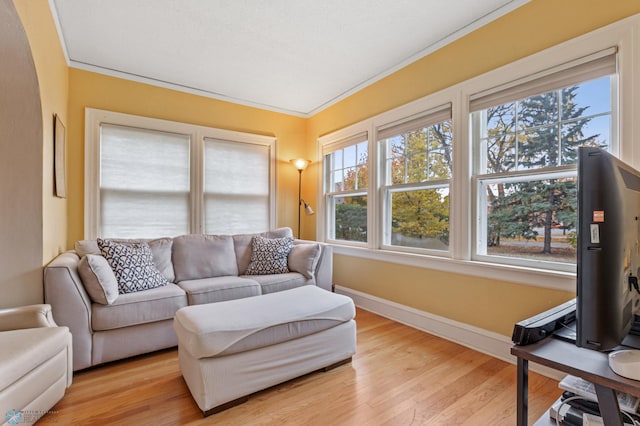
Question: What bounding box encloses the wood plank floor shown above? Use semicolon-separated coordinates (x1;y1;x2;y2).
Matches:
40;308;560;425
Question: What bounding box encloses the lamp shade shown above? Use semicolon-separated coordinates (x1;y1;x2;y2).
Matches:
304;203;315;215
300;199;315;215
290;158;311;172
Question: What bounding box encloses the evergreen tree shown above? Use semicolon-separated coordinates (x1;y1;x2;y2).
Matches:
485;103;518;246
335;150;368;241
335;201;367;241
487;86;601;254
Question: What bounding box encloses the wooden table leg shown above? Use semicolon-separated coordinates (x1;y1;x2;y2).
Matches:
517;357;528;426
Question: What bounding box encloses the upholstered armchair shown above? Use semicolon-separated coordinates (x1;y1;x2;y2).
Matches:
0;304;72;425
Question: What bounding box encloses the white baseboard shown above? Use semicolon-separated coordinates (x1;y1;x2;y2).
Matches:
335;285;564;381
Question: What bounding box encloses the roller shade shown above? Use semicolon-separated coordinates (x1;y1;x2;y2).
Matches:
377;103;452;140
470;47;617;112
100;124;191;238
322;131;368;155
204;138;271;234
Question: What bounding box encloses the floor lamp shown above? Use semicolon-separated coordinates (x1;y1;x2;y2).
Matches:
290;159;314;238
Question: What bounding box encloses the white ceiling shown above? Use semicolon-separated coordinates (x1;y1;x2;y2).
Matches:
50;0;528;117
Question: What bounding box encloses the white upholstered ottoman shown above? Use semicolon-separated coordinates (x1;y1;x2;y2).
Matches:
173;285;356;415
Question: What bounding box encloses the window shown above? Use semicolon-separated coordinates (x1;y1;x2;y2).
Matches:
85;109;276;239
378;105;453;253
203;138;271;234
317;16;636;290
470;50;616;270
323;133;369;243
100;124;190;238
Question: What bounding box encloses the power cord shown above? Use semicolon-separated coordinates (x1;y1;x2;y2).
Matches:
554;395;640;426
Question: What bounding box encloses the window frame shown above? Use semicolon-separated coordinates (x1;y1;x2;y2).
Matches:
98;123;192;238
202;136;274;234
320;125;370;247
85;108;277;239
469;69;617;272
472;166;579;272
377;105;454;256
317;16;639;292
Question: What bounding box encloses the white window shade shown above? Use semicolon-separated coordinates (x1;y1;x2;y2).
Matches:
100;124;190;238
322;132;368;156
470;48;617;112
204;138;271;234
377;104;452;141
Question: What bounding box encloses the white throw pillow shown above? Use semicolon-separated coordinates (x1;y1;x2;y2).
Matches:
78;254;119;304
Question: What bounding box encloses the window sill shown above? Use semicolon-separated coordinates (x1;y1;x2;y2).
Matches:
331;244;576;292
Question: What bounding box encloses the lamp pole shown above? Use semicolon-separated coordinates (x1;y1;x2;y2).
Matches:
290;159;311;239
297;168;303;239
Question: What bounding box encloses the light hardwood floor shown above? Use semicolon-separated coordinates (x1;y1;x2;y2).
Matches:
40;308;560;425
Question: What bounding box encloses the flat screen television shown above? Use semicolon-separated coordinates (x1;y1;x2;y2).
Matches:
576;146;640;351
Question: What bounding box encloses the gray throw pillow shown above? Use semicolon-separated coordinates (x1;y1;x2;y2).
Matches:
78;254;119;304
245;236;294;275
98;239;168;294
288;243;320;279
172;234;238;282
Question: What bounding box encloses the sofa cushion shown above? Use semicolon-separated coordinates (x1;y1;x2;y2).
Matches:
75;238;175;282
288;243;321;279
243;273;312;294
77;254;119;304
177;276;262;305
172;234;238;282
98;239;169;294
92;283;187;331
245;236;294;275
233;227;294;274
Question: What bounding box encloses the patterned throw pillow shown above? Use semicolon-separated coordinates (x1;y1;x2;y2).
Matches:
97;238;168;294
245;235;294;275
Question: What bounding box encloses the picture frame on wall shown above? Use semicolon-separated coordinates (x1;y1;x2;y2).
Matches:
54;114;66;198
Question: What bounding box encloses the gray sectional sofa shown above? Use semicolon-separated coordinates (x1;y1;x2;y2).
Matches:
43;228;333;371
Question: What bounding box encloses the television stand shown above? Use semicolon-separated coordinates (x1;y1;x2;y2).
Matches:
511;336;640;425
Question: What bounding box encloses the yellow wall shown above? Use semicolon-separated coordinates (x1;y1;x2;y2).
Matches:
13;0;69;264
308;0;640;137
307;0;640;336
13;0;640;334
67;70;308;245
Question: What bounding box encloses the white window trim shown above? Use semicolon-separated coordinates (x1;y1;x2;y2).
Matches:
318;121;372;247
84;108;277;239
377;103;454;257
472;167;579;273
317;14;640;292
380;180;451;256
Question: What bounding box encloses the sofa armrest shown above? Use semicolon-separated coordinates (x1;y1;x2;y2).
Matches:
315;243;333;291
0;304;57;331
44;251;93;370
